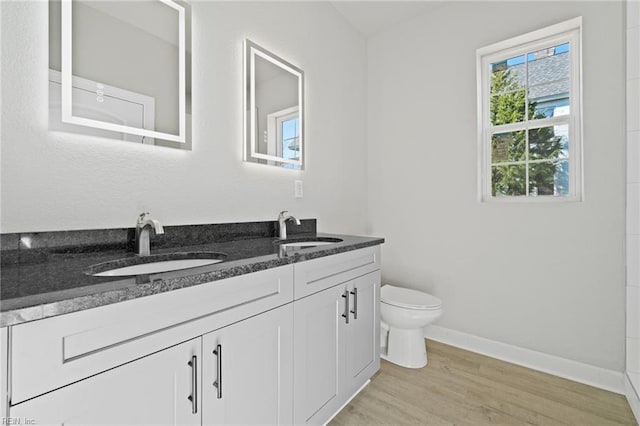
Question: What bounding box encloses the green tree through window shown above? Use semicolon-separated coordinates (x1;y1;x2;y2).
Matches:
490;68;565;196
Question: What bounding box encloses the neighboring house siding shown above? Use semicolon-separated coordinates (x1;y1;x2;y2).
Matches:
511;51;570;113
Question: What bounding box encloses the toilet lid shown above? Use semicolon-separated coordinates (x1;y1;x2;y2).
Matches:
381;285;442;310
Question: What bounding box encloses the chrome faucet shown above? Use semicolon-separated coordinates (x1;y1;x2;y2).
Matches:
277;210;300;240
135;212;164;256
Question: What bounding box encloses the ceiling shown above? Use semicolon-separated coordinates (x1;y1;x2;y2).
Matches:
329;1;444;37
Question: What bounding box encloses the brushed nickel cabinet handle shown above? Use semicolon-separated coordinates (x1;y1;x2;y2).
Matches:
341;290;350;324
212;344;222;399
187;355;198;414
350;287;358;320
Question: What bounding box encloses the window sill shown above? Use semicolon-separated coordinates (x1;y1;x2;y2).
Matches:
481;195;582;203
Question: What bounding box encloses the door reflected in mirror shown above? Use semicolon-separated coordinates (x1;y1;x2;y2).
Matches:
244;40;304;170
49;0;191;149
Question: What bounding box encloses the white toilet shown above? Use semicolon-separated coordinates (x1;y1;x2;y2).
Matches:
380;284;443;368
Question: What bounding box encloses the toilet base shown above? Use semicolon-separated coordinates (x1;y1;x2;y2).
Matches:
382;326;427;368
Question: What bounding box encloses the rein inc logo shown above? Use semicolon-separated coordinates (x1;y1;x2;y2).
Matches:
1;418;35;425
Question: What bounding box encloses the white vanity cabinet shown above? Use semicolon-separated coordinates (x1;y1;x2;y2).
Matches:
202;304;293;425
293;283;347;424
293;246;381;425
5;265;294;425
9;294;294;426
8;265;293;405
1;245;382;426
10;338;202;426
343;272;380;396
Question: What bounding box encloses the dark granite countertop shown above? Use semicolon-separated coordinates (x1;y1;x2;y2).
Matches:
0;220;384;327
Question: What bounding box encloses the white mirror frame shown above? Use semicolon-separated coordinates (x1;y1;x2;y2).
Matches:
60;0;187;143
244;39;304;168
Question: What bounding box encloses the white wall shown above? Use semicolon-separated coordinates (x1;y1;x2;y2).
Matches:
0;1;368;234
626;0;640;412
367;1;626;371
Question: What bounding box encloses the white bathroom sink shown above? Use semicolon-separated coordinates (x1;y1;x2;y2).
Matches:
279;241;337;248
92;259;223;277
275;237;343;249
86;252;227;277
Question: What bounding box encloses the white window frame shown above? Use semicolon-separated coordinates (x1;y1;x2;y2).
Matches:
268;107;299;159
477;17;583;202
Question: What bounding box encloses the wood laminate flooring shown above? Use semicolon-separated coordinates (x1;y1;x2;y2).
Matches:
330;340;638;426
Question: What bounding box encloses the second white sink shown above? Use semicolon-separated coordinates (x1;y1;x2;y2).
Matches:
275;237;343;249
279;241;337;248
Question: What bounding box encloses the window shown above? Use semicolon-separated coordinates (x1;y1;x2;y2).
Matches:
266;106;300;170
477;18;582;201
277;112;300;170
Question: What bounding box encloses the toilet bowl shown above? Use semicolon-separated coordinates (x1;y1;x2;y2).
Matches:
380;284;443;368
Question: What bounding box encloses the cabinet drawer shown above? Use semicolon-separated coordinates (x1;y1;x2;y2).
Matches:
10;265;293;404
293;246;380;299
9;338;201;426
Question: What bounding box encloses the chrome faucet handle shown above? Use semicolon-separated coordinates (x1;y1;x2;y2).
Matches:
278;211;288;220
137;212;150;225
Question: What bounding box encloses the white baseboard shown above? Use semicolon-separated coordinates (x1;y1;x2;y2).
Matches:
424;325;624;394
625;374;640;423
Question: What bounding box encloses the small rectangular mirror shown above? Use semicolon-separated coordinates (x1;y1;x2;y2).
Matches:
49;0;191;149
244;40;304;170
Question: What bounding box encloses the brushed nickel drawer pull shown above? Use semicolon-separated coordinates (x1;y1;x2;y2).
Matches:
341;290;350;324
213;344;222;399
187;355;198;414
350;287;358;320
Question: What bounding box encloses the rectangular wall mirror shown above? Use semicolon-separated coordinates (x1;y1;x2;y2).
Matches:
49;0;191;149
244;40;304;170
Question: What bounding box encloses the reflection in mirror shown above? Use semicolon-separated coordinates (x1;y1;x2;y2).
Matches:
49;0;191;149
244;40;304;170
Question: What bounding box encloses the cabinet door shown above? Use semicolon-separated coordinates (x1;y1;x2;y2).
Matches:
10;338;201;425
293;284;348;425
345;271;381;395
202;304;293;425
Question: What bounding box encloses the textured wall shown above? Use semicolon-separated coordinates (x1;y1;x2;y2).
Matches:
367;1;626;371
1;1;368;235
